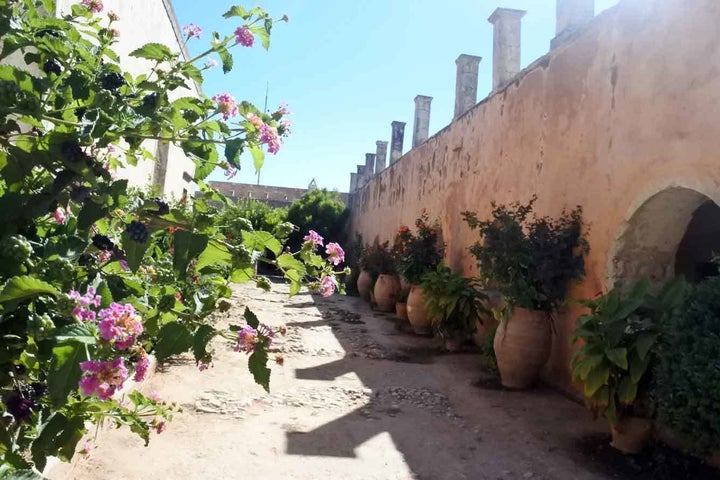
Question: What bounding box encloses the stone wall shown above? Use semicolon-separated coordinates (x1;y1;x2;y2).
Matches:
349;0;720;390
210;181;349;208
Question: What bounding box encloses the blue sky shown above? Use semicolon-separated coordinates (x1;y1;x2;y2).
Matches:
172;0;619;192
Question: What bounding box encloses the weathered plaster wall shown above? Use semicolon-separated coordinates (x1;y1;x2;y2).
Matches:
55;0;198;198
349;0;720;390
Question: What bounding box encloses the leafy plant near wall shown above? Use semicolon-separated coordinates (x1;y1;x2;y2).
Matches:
421;264;488;340
217;200;292;243
0;1;347;475
462;197;588;313
395;209;444;285
655;275;720;457
570;278;686;427
360;239;395;277
286;189;349;251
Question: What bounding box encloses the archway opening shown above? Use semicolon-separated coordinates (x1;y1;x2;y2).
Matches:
610;187;720;284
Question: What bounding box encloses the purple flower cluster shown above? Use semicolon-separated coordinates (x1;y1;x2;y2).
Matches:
303;230;324;248
68;286;102;322
320;275;336;297
212;93;239;120
80;0;103;13
133;349;150;382
259;124;281;154
325;242;345;266
235;325;259;353
79;358;128;400
234;26;254;47
182;23;202;39
98;302;144;350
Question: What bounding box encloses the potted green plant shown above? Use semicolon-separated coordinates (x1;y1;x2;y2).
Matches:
395;287;410;320
421;264;489;352
360;239;397;311
463;197;588;388
571;277;685;454
396;210;444;334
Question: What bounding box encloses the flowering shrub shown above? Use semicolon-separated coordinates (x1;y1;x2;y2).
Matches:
0;0;342;475
395;210;444;284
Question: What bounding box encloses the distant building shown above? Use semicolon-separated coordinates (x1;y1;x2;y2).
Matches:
210;179;349;208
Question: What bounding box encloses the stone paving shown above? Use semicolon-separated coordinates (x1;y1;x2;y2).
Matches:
51;282;622;480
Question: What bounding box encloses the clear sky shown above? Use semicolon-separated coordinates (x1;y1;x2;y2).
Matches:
171;0;619;192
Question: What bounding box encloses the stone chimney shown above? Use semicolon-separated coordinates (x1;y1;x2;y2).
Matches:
349;172;358;193
364;153;376;183
356;165;366;188
390;121;406;165
412;96;433;147
375;141;388;174
454;55;482;118
552;0;594;48
488;8;526;91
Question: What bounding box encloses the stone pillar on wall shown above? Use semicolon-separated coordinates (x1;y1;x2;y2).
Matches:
413;95;433;147
488;8;526;91
552;0;595;49
356;165;366;188
390;121;406;165
349;172;358;193
364;153;376;184
454;55;481;118
375;141;388;174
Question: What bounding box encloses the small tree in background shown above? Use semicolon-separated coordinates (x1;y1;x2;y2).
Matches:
287;189;349;251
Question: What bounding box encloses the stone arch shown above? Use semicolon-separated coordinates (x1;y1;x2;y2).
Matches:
608;186;720;284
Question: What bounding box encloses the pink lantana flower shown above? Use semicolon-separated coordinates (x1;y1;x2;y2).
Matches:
204;58;218;69
150;391;163;403
68;287;102;322
156;421;166;434
325;242;345;266
98;302;143;350
81;0;103;13
246;113;264;128
212;93;239;120
234;26;254;47
235;325;259;354
133;349;150;382
224;165;238;179
259;124;281;154
281;14;290;23
78;358;128;400
198;363;209;371
320;275;336;297
53;207;67;225
108;11;119;21
80;441;92;456
303;230;324;248
182;23;202;39
277;103;292;115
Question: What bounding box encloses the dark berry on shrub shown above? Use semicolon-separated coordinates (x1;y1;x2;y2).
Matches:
30;383;46;398
78;253;94;266
13;365;26;375
155;198;170;215
43;59;61;76
112;245;126;260
92;234;114;251
5;394;33;422
60;141;85;162
142;93;159;109
99;72;126;91
70;185;91;203
75;107;86;120
125;221;150;243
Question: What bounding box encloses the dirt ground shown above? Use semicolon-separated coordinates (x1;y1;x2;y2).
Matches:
48;282;716;480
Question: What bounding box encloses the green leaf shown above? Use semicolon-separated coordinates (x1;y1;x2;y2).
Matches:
153;322;193;360
192;325;216;362
77;200;108;231
605;347;628;370
31;412;84;471
248;347;270;392
243;307;259;328
629;353;650;383
216;45;233;74
4;469;46;479
130;43;176;61
276;253;306;274
250;145;264;173
173;230;209;277
230;267;254;283
225;138;243;166
222;6;250;19
617;376;639;404
47;342;87;407
53;325;97;345
635;333;657;360
243;231;282;256
196;239;233;272
121;231;150;273
0;276;58;305
583;365;609;397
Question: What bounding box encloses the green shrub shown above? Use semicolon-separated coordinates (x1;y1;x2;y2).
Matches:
286;189;348;250
656;276;720;456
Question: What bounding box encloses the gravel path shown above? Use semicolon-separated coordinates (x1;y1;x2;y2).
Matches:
50;282;616;480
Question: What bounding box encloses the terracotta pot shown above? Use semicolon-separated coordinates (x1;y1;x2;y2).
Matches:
357;270;373;302
472;291;504;347
407;285;432;335
396;302;408;320
374;274;400;312
611;417;653;454
493;308;551;389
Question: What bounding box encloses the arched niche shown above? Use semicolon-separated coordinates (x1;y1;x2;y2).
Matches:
609;186;720;284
